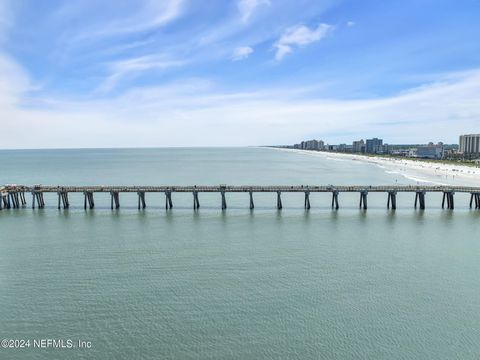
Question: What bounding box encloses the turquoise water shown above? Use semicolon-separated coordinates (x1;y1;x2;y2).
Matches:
1;148;480;359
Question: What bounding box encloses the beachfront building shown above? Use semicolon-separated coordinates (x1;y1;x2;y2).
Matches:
337;144;350;152
293;139;324;150
459;134;480;159
352;140;365;153
415;142;444;159
305;140;319;150
366;138;383;154
295;139;325;150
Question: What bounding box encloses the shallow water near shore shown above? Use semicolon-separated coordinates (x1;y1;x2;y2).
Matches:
1;147;480;359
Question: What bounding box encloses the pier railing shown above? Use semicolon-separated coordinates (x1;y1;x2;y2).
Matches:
1;184;480;210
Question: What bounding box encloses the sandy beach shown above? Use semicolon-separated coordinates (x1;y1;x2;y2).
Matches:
276;148;480;186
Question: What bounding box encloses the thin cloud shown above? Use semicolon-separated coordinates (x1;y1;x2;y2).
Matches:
238;0;270;23
0;0;13;43
274;23;333;60
232;46;254;61
72;0;184;41
97;55;186;93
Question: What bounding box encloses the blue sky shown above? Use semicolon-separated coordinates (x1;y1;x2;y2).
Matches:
0;0;479;148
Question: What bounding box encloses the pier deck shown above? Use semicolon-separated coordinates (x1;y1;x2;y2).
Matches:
1;184;480;210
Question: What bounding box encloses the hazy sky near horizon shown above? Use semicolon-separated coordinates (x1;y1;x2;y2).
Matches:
0;0;479;148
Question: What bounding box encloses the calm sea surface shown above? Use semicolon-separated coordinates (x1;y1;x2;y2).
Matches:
1;147;479;359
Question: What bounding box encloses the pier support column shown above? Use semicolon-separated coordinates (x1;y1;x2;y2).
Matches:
137;191;146;209
221;191;227;210
12;193;20;208
219;185;227;210
83;191;94;209
304;191;310;210
63;192;69;209
9;193;18;208
57;191;69;209
470;193;480;209
415;191;426;210
359;191;368;210
331;190;339;209
249;191;254;210
387;191;397;210
165;191;173;209
276;191;282;210
8;193;14;208
193;191;200;210
33;192;45;209
442;191;454;210
110;192;120;209
1;194;7;210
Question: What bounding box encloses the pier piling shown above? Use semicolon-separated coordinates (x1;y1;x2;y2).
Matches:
165;191;173;209
193;191;200;210
470;193;480;209
359;191;368;210
442;191;455;210
249;191;254;209
32;192;45;209
221;191;227;210
84;191;94;210
304;191;310;209
387;191;397;210
57;191;69;209
137;191;146;209
331;190;339;209
9;193;18;208
110;191;120;209
415;191;426;210
277;191;282;210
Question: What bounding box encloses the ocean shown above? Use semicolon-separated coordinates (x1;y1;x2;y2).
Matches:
1;147;479;359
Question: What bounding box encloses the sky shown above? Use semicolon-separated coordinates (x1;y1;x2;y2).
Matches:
0;0;480;149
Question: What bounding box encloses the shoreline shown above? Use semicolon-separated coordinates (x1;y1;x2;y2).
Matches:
274;148;480;186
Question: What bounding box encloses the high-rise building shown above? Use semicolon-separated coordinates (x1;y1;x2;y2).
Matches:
459;134;480;158
416;142;444;159
352;140;365;153
301;139;324;150
365;138;383;153
304;140;319;150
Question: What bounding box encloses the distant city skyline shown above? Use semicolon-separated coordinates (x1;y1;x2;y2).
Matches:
1;0;480;149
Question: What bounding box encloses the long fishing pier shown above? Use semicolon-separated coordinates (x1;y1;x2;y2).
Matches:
1;185;480;211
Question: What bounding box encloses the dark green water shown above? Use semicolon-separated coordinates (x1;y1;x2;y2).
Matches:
1;148;479;359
